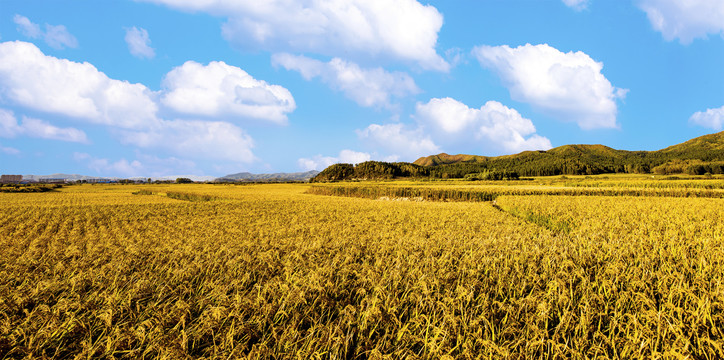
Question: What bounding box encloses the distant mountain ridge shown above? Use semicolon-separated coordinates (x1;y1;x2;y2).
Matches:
15;172;319;183
22;174;117;181
216;170;320;182
312;131;724;181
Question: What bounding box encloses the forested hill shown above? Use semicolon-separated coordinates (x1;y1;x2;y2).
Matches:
656;131;724;159
311;131;724;181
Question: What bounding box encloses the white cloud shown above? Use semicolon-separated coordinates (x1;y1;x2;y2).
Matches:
298;149;371;171
161;60;295;123
0;108;22;137
474;43;626;130
13;15;42;39
0;41;283;166
637;0;724;44
562;0;589;11
117;119;256;163
1;144;20;155
301;97;552;168
74;152;145;177
0;41;158;128
357;123;438;159
13;15;78;49
44;24;78;50
20;116;88;144
0;42;295;127
273;53;419;109
353;98;552;161
444;48;466;68
20;116;88;143
125;27;156;59
140;0;448;71
415;97;552;154
690;106;724;130
73;151;206;178
0;109;88;143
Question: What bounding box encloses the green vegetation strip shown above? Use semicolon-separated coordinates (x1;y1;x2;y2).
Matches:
307;184;724;202
165;191;216;202
493;204;573;235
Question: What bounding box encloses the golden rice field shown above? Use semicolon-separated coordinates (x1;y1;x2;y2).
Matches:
1;177;724;359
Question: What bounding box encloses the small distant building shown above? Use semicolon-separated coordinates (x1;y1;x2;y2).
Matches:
0;175;22;183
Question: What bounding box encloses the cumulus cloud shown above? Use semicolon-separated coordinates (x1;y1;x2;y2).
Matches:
690;106;724;130
117;119;256;163
0;41;158;128
273;53;419;109
73;151;205;178
21;116;88;143
298;149;371;171
637;0;724;44
562;0;589;11
0;42;295;127
140;0;448;71
19;117;88;143
74;152;145;177
0;109;88;143
125;27;156;59
357;123;438;159
474;43;626;130
414;97;552;154
0;41;279;166
353;98;551;161
161;60;295;123
13;15;78;49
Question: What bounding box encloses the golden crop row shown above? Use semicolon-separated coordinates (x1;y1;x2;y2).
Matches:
1;183;723;358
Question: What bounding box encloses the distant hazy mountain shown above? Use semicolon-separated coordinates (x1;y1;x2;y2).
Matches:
21;174;215;182
22;174;116;181
15;172;318;183
216;170;320;182
134;175;218;182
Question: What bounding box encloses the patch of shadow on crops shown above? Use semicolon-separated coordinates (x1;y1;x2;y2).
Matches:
0;184;63;193
165;191;217;202
491;202;573;235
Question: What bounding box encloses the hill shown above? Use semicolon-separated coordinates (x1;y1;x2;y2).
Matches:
413;153;488;166
216;170;319;182
656;131;724;160
312;131;724;181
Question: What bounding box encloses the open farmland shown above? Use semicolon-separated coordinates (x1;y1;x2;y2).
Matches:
1;177;724;359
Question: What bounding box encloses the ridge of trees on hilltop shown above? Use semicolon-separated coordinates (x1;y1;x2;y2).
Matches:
311;162;429;182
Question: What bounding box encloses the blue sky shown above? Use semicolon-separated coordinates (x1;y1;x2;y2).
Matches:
1;0;723;178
